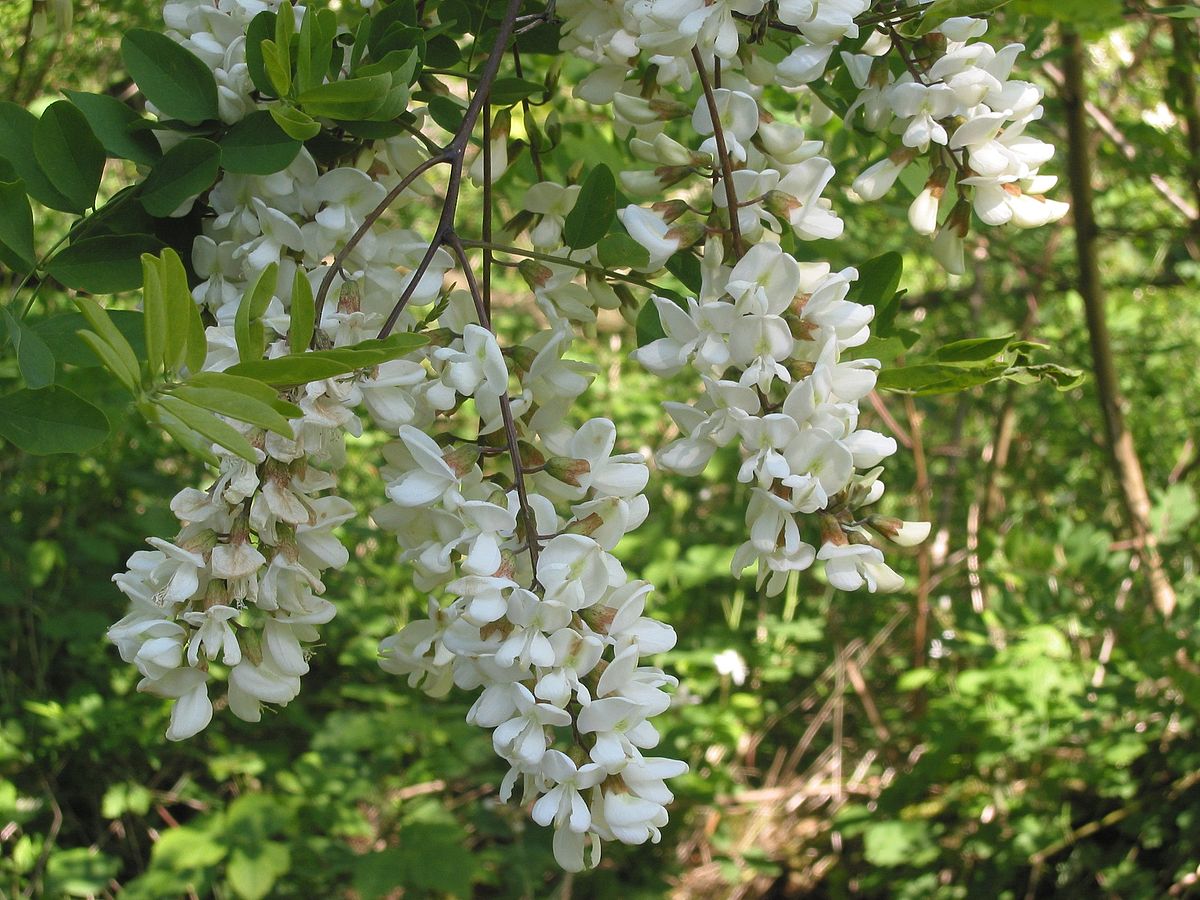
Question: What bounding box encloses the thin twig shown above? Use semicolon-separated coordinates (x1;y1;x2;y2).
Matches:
691;47;745;256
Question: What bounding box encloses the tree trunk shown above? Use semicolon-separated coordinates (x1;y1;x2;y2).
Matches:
1060;29;1176;618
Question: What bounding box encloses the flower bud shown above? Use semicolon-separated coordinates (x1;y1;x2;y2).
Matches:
868;516;931;547
518;259;554;290
441;442;481;476
651;199;690;224
544;456;591;487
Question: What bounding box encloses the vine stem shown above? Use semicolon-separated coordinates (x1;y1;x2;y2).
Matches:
309;0;526;338
445;231;542;579
691;46;746;257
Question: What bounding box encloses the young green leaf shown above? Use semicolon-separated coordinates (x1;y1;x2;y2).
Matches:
235;263;279;363
159;248;197;375
0;385;110;454
141;254;166;377
75;297;143;389
77;331;139;391
121;28;220;124
167;384;295;437
261;39;293;98
146;400;219;465
226;333;428;385
269;105;321;141
183;371;302;418
154;394;259;462
33;101;106;214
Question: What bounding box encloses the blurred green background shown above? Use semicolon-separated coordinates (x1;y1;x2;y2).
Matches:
4;0;1200;897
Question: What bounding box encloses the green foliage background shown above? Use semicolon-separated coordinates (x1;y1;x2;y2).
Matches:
3;1;1200;897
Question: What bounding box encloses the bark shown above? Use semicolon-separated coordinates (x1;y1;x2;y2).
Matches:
1060;30;1176;618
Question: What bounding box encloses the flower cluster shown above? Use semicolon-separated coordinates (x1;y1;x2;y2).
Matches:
108;407;354;740
371;316;687;870
633;243;930;595
845;17;1069;271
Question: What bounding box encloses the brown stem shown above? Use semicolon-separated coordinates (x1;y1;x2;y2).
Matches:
691;46;745;256
1061;29;1176;618
309;0;526;338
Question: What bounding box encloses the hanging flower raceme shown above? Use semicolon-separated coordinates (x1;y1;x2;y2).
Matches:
96;0;1068;874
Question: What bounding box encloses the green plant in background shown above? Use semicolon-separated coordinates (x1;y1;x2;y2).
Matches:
1;0;1199;897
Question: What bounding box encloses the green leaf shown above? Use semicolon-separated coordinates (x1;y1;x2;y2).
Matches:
848;252;904;337
0;385;110;454
297;74;391;119
46;234;164;293
167;384;293;437
665;250;702;291
33;101;105;214
139;137;221;217
635;293;686;348
31;310;146;366
235;263;278;363
427;95;466;132
289;270;315;354
2;307;55;389
862;820;939;867
17;324;55;389
269;105;322;141
219;110;302;175
489;77;545;106
63;90;163;167
934;333;1016;365
261;38;293;98
877;362;1003;395
227;842;290;900
0;178;35;270
154;394;259;462
43;847;121;898
245;11;278;96
121;28;220;124
562;164;616;250
0;102;75;212
597;233;650;270
909;0;1012;36
226;333;428;385
183;371;302;418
